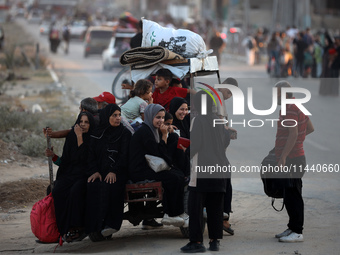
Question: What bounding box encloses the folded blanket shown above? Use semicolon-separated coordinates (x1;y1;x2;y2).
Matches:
119;46;184;69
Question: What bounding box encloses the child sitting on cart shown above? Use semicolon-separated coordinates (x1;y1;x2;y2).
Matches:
121;79;153;131
152;69;195;111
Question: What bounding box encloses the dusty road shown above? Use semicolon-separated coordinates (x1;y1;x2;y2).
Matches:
0;18;339;255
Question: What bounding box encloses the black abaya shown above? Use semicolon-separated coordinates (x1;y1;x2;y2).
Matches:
85;104;131;234
52;112;95;236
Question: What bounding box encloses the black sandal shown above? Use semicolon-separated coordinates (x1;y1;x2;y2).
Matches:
62;232;73;243
223;220;235;235
62;228;86;243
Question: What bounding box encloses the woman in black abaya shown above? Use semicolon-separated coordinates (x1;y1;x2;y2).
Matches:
52;112;95;242
128;104;187;227
86;104;131;237
169;97;190;139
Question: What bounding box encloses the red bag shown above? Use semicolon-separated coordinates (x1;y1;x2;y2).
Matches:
177;137;190;149
30;193;60;243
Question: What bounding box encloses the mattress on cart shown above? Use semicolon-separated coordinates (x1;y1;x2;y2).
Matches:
119;46;184;69
130;56;218;82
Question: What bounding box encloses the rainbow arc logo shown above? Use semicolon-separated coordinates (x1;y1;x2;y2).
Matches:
196;82;223;107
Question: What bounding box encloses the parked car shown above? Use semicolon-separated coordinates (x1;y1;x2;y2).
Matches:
102;28;136;70
84;26;114;58
39;21;51;35
69;20;88;39
27;10;43;23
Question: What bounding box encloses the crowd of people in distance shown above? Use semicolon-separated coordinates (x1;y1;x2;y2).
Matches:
243;27;340;96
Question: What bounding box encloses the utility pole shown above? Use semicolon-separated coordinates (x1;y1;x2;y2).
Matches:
272;0;279;33
243;0;250;34
304;0;311;28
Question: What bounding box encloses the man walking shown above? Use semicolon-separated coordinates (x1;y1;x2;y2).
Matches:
274;81;314;242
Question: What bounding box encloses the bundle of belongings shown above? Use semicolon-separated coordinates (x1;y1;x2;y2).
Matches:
120;19;209;69
120;46;184;69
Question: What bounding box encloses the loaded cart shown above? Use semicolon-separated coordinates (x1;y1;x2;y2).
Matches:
95;19;223;242
93;54;221;243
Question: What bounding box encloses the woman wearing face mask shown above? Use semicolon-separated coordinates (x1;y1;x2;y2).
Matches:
85;104;131;238
128;104;188;227
52;112;95;243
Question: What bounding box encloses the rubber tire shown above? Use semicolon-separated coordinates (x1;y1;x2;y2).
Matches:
111;66;131;100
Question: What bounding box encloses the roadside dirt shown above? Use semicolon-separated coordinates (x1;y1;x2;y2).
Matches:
0;22;70;215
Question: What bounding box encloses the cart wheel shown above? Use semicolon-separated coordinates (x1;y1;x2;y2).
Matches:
111;66;131;101
88;231;111;242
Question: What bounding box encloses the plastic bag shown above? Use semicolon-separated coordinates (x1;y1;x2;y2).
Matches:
145;154;171;172
142;19;207;59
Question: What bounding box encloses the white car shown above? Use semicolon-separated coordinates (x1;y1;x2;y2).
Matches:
27;10;43;23
39;21;51;35
102;29;136;70
69;20;88;39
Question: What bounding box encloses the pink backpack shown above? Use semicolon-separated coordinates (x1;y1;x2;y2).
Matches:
30;193;60;243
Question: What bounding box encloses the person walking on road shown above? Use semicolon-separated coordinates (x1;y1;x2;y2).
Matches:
62;24;70;54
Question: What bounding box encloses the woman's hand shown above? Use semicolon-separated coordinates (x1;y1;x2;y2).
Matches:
121;82;134;90
43;127;53;138
159;124;168;136
45;147;54;157
168;124;176;133
104;172;117;184
179;144;187;152
159;124;168;143
88;172;102;183
74;124;82;136
147;97;154;104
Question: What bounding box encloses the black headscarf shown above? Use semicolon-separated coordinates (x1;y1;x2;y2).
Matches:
92;104;125;141
75;111;96;140
169;97;190;138
57;111;95;179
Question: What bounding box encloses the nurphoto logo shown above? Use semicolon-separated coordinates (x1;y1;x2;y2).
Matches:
198;84;312;128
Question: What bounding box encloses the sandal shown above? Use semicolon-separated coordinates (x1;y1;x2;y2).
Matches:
62;233;73;243
223;220;235;235
62;228;86;243
72;229;87;242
